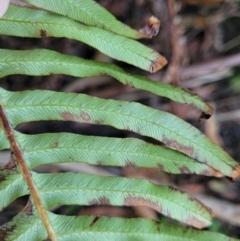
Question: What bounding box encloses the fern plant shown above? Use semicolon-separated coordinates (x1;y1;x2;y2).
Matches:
0;1;240;240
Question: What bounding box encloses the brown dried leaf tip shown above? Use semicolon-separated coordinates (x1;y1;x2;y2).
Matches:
140;16;161;38
150;55;168;73
202;104;213;119
199;112;211;120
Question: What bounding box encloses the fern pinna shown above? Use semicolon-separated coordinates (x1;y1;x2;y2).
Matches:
0;1;240;241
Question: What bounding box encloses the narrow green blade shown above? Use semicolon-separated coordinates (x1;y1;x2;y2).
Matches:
0;170;28;211
33;172;211;228
22;0;152;39
0;88;238;178
2;213;238;241
16;131;220;176
0;48;211;115
51;215;239;241
0;5;166;72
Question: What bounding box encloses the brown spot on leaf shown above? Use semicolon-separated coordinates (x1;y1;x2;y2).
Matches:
179;166;191;174
126;83;134;88
168;185;185;195
185;217;209;229
89;197;111;206
163;139;193;157
80;112;91;122
150;55;168;73
125;79;134;87
157;164;164;171
125;161;136;167
89;216;99;228
200;167;224;177
60;112;75;121
40;29;47;38
0;224;17;240
139;16;161;38
49;141;59;148
94;120;104;125
125;196;162;213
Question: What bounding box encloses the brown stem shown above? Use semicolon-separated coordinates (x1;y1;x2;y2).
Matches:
0;105;57;241
164;0;182;85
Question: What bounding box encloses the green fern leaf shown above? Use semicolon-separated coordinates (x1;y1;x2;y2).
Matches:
0;88;238;178
0;5;166;72
0;48;212;115
0;2;239;240
0;170;28;210
0;170;212;227
48;215;240;241
15;131;220;176
22;0;151;39
1;213;238;241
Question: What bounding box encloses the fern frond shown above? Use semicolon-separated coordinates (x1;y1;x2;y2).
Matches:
0;2;239;240
14;131;220;176
22;0;152;39
2;213;238;241
0;5;166;72
0;48;212;115
0;171;212;227
0;88;238;178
